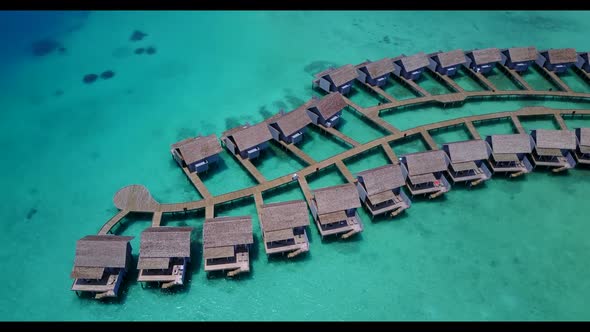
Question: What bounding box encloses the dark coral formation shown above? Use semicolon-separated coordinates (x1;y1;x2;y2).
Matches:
145;46;157;55
83;73;98;84
31;39;61;57
26;208;38;220
130;30;147;41
100;70;115;80
134;47;145;54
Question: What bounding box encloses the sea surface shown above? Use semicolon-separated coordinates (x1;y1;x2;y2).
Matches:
1;10;590;321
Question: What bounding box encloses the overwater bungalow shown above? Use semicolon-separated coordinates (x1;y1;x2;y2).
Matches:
501;46;538;73
310;183;363;239
574;127;590;165
306;92;347;128
393;52;430;80
537;48;578;74
356;164;412;219
400;150;451;199
355;57;395;87
429;49;467;76
170;134;222;174
442;139;493;186
530;129;577;172
137;227;193;289
202;216;253;277
70;235;133;299
313;64;359;95
485;133;535;177
465;48;502;75
222;122;273;160
259;200;310;258
267;103;312;145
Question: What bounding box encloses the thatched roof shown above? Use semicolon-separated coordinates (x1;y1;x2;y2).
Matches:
470;48;502;65
357;164;406;195
319;64;359;87
311;92;347;120
408;173;436;185
71;235;133;279
546;48;578;64
137;227;193;269
507;46;538;62
399;52;429;72
362;57;395;78
172;134;222;164
444;139;490;163
203;246;234;260
265;229;297;243
367;190;396;205
202;216;253;249
436;49;467;68
272;104;312;137
490;134;534;154
260;200;309;233
227;122;272;152
534;129;577;150
313;183;360;215
403;150;449;176
450;161;477;172
492;153;521;162
318;210;348;225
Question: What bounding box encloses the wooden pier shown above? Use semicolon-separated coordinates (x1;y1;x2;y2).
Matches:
317;124;361;147
89;45;590;241
464;120;481;139
276;140;316;165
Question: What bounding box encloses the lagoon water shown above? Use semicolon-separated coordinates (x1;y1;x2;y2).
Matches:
1;11;590;321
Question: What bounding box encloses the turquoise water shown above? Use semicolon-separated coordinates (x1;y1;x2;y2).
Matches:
2;10;590;321
382;98;590;131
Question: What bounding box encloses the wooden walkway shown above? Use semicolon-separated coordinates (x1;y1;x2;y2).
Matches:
317;124;360;147
335;160;355;183
276;140;316;165
498;64;533;91
539;66;571;92
554;113;568;130
234;155;267;184
182;167;212;199
428;68;463;93
399;76;431;97
381;143;399;165
420;130;438;150
98;106;590;235
464;120;481;139
93;49;590;236
511;114;526;134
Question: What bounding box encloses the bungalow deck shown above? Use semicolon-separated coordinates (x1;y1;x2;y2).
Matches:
264;231;310;257
71;270;122;299
313;206;363;239
406;175;451;198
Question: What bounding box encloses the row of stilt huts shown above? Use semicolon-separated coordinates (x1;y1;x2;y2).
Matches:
70;47;590;299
